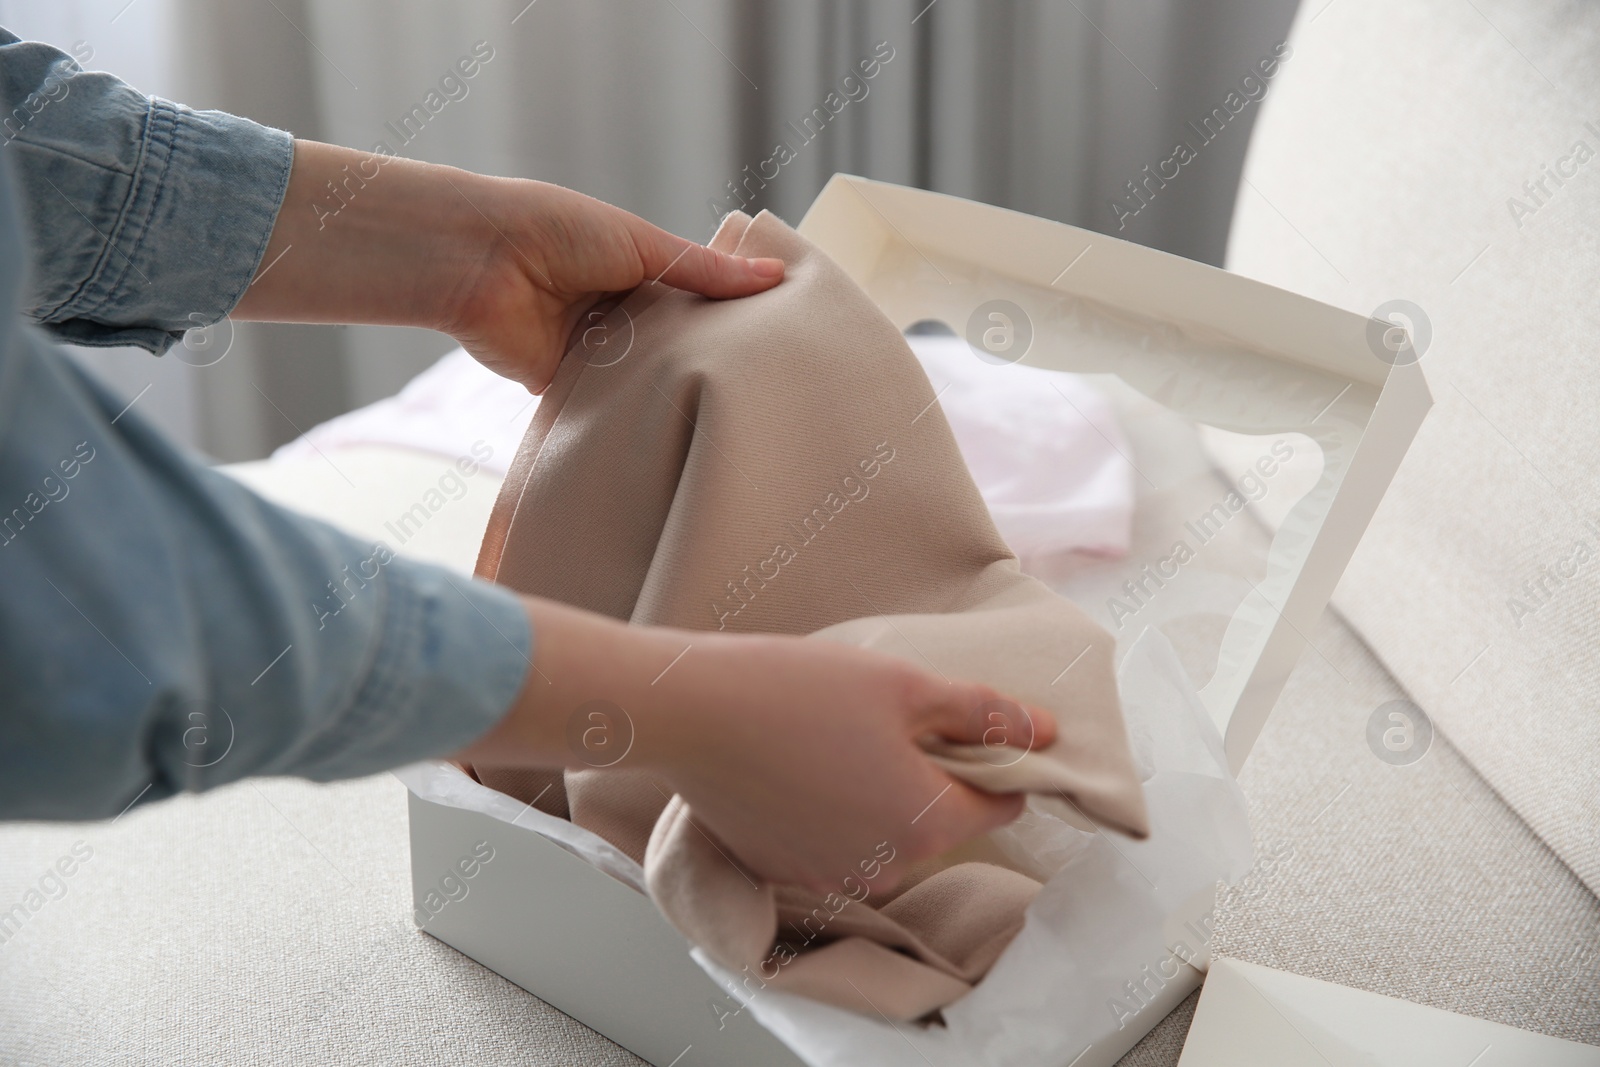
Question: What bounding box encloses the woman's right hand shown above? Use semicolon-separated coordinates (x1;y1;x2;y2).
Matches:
453;596;1054;893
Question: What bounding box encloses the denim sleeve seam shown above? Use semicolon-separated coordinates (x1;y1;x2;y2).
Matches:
284;568;416;767
287;571;533;780
48;95;172;325
77;103;290;330
91;99;177;320
21;95;151;324
4;138;138;179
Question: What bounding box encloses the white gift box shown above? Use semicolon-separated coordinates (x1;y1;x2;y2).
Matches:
400;176;1431;1066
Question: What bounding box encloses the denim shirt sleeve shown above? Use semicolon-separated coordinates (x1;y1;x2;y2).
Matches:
0;29;292;352
0;307;536;820
0;40;535;821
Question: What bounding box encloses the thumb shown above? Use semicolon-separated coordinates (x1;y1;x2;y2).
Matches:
923;682;1058;755
625;218;785;298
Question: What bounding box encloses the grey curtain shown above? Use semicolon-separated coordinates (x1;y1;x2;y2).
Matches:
17;0;1301;460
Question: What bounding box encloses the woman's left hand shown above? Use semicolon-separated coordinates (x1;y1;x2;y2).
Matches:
233;140;784;392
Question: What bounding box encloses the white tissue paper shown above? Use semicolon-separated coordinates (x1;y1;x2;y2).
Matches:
397;624;1252;1066
908;332;1135;560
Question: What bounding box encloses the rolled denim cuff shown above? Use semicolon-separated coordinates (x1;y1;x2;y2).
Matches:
32;98;293;353
282;562;535;783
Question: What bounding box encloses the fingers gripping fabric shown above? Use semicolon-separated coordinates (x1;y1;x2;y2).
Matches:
474;210;1147;1019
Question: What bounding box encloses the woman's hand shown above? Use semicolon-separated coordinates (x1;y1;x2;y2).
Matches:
455;597;1056;894
232;140;783;392
641;632;1055;894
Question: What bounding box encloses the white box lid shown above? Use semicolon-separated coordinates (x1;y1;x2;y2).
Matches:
799;176;1432;772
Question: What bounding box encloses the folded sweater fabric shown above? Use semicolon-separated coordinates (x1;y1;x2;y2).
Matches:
473;210;1147;1019
273;325;1134;563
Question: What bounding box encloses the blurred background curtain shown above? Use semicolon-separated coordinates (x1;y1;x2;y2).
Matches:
0;0;1299;461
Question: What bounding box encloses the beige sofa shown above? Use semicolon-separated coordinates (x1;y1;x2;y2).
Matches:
1;1;1595;1062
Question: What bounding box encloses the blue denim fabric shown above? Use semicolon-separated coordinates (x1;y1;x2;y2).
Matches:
0;32;534;820
0;31;293;352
